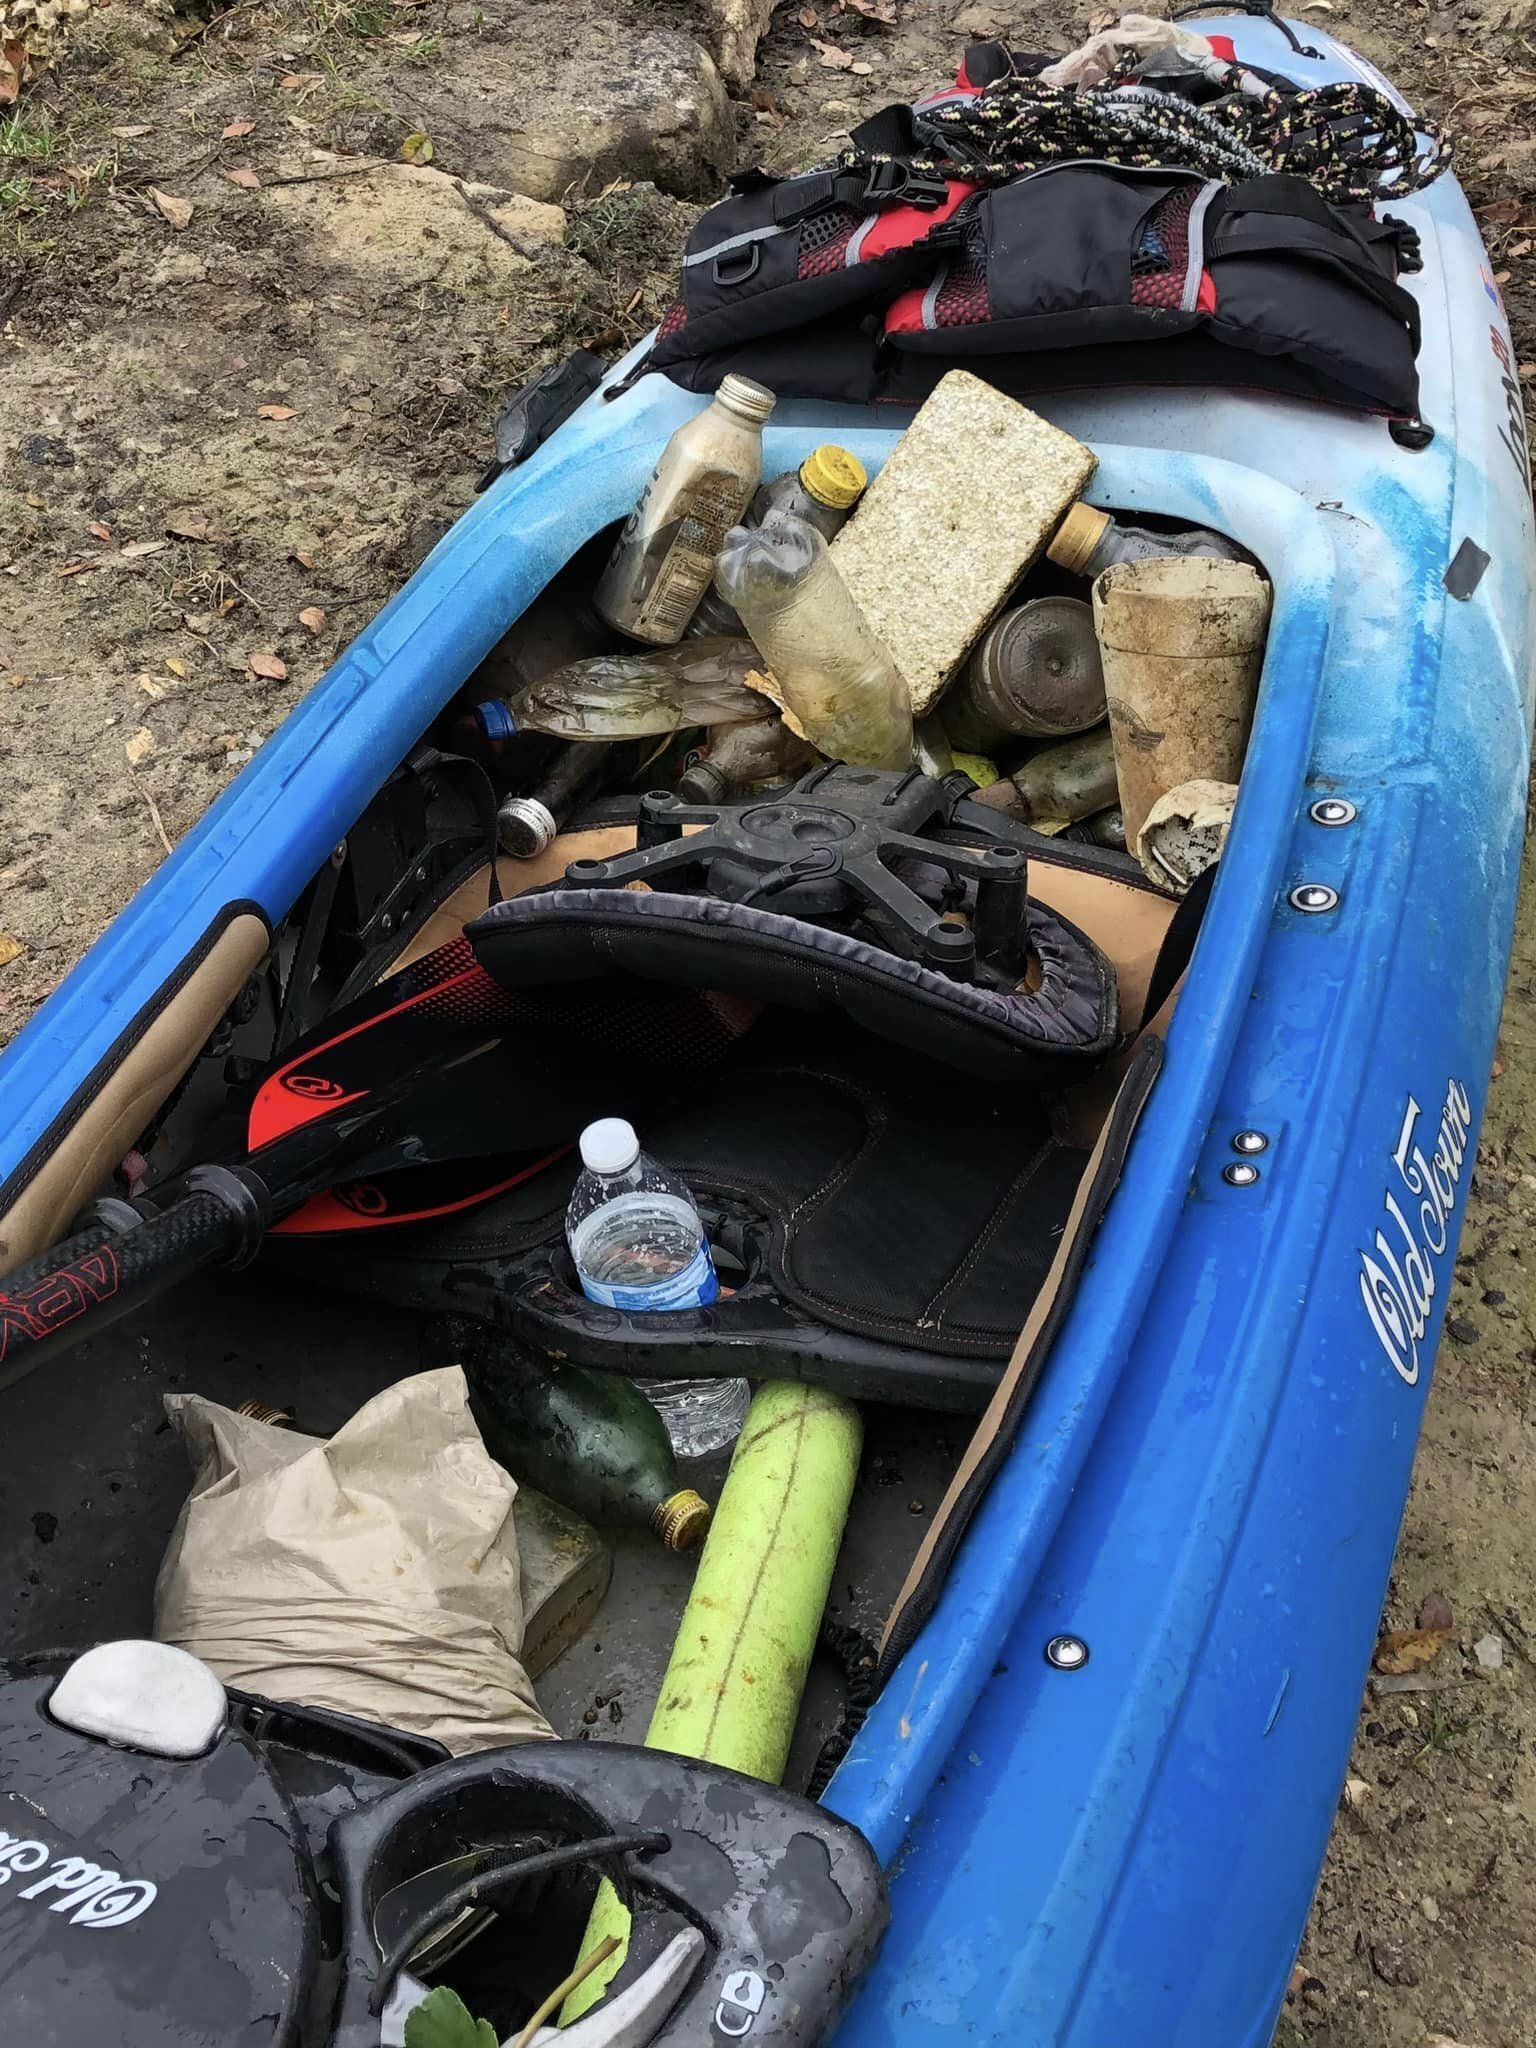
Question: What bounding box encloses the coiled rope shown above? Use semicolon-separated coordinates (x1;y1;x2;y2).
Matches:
849;73;1451;207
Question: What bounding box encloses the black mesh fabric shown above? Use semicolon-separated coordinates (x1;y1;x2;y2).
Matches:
797;206;862;276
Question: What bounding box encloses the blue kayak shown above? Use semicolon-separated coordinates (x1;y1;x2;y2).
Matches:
0;14;1530;2045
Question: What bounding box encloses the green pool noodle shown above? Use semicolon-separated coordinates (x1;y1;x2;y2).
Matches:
562;1380;863;2024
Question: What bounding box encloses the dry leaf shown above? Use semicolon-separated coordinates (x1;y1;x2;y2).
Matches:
850;60;873;73
248;651;288;680
390;28;424;43
166;517;210;541
293;547;316;569
121;539;168;559
401;130;434;164
87;520;111;542
751;88;786;127
257;403;299;421
811;35;853;66
124;726;156;766
1373;1627;1452;1676
297;606;327;635
112;124;152;138
225;167;261;189
0;935;24;968
221;118;256;138
841;0;897;22
137;674;166;699
1476;197;1525;225
24;492;43;509
165;656;189;678
58;559;102;577
279;72;321;90
150;188;194;231
798;5;818;21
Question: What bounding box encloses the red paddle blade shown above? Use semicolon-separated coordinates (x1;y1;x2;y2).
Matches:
249;937;520;1151
247;927;764;1163
270;1149;569;1238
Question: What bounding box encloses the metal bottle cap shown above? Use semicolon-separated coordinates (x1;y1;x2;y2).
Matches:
498;796;559;860
1046;501;1113;577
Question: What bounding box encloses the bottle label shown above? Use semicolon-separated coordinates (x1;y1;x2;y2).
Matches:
632;479;747;641
579;1240;720;1313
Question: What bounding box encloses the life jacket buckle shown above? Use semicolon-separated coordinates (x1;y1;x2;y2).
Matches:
860;161;950;209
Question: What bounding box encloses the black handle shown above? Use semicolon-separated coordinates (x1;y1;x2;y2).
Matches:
0;1169;267;1387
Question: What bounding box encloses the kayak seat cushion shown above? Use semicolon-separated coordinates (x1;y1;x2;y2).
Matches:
274;1014;1094;1411
466;886;1118;1089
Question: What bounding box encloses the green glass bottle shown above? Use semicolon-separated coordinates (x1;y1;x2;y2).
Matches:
446;1319;712;1552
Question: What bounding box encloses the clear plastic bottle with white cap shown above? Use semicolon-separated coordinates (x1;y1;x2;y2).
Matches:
566;1117;749;1458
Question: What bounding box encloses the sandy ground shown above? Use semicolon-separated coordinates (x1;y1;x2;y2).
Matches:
2;0;1535;2038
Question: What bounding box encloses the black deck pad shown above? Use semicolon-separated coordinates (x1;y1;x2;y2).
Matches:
275;1012;1089;1409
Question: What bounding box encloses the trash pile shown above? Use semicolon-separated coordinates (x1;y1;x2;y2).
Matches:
474;365;1270;894
1;252;1278;2048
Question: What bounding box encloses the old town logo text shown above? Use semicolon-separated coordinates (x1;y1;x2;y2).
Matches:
1359;1079;1473;1386
0;1828;157;1927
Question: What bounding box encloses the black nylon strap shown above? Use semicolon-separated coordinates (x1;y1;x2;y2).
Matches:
1210;184;1421;349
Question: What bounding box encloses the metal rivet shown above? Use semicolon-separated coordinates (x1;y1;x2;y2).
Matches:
1223;1161;1261;1188
1309;798;1357;828
1232;1130;1269;1155
1289;883;1340;914
379;913;393;933
1044;1635;1089;1671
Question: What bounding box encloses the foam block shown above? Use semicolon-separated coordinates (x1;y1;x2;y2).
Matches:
829;371;1098;714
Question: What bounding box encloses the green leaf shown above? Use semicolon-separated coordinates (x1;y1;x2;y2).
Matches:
403;1985;499;2048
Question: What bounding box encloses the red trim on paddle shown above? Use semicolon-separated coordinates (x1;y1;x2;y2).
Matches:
270;1147;570;1236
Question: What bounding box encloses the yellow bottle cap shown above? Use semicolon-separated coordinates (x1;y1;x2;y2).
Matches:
800;444;868;511
1047;502;1113;578
651;1488;712;1552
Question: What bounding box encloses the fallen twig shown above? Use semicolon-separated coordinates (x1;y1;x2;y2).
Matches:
129;771;174;857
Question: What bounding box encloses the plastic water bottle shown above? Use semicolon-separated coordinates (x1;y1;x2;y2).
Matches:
713;513;913;770
567;1119;749;1458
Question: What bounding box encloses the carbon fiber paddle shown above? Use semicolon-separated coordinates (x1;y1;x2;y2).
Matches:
0;933;746;1382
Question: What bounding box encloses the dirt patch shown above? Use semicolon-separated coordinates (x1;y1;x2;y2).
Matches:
1;0;1535;2040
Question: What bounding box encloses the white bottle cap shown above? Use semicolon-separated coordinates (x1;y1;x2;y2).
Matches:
580;1117;640;1175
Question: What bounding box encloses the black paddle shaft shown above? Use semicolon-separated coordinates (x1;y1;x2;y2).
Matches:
0;1169;268;1390
0;929;755;1382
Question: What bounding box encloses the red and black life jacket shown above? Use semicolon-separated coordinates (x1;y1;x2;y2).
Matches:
646;45;1426;423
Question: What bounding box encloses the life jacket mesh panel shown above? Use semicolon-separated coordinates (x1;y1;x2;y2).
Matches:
1131;184;1198;309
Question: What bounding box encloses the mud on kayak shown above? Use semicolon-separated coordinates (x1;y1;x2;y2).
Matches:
0;13;1531;2047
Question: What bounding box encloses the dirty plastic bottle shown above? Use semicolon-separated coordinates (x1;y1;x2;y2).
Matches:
675;715;816;802
688;445;868;638
714;513;913;770
1047;502;1245;580
454;1324;712;1551
595;377;776;645
567;1118;748;1459
505;638;770;741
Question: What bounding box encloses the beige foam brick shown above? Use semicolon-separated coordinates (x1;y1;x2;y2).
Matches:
829;371;1098;715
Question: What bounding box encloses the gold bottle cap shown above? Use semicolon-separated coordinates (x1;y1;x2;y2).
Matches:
1047;501;1113;578
717;375;777;425
651;1488;712;1552
235;1399;295;1428
800;444;868;511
